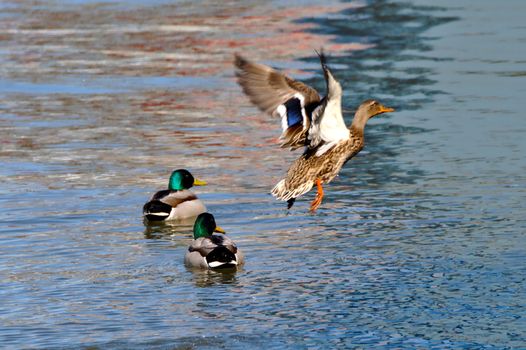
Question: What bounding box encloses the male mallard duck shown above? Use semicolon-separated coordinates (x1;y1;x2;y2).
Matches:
234;52;394;211
143;169;207;222
184;213;244;269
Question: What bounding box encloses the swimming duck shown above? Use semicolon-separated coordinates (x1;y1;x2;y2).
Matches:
143;169;207;222
184;213;244;269
235;51;394;211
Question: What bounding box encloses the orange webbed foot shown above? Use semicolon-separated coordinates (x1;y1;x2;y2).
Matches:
309;179;324;212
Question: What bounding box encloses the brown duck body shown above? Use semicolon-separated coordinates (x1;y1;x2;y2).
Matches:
272;126;364;201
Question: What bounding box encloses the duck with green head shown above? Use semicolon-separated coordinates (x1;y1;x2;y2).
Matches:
185;213;244;270
143;169;207;222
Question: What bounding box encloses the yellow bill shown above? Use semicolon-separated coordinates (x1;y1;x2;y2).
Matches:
193;178;207;186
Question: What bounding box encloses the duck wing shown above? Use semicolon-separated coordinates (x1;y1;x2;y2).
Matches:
307;52;349;157
188;237;216;257
208;234;238;254
150;189;197;208
188;234;238;256
235;54;322;150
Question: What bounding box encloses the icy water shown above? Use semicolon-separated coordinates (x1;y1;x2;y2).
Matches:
1;0;525;348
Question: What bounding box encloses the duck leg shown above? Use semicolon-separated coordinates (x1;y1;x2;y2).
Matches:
309;179;324;212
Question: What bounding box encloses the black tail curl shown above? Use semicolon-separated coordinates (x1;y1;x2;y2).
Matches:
206;246;237;269
143;200;171;221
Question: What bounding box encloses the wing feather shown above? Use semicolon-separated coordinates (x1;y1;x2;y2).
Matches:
235;52;349;155
307;52;349;156
153;189;197;208
235;54;321;149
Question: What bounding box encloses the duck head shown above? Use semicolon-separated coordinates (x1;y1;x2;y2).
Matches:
168;169;207;191
352;100;395;130
193;213;226;239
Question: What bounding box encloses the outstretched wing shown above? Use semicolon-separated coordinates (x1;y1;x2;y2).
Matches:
307;51;349;156
234;54;321;150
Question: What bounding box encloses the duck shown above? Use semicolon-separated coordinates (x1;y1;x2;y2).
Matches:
184;213;244;270
234;51;394;211
143;169;207;222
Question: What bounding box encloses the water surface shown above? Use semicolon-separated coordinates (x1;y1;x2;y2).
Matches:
1;0;525;348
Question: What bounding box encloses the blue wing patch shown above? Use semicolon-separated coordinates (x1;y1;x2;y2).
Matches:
283;98;303;128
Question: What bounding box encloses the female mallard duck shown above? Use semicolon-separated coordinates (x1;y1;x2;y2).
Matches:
184;213;244;269
143;169;207;222
235;52;394;211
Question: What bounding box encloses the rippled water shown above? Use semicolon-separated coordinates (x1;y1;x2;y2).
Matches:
1;0;525;349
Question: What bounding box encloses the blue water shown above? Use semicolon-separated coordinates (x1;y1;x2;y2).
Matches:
0;0;525;349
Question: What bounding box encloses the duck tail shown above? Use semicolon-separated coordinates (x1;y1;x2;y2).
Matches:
206;246;238;269
143;200;171;221
271;179;288;200
271;179;314;208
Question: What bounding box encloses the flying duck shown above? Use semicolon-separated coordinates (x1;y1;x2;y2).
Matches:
235;52;394;211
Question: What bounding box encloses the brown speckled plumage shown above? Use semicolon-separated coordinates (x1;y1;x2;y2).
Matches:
271;126;364;201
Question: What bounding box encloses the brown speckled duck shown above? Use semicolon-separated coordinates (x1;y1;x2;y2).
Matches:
235;51;394;211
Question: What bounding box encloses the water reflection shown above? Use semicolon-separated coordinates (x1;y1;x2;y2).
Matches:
190;269;239;288
143;219;194;239
1;0;524;349
303;1;458;109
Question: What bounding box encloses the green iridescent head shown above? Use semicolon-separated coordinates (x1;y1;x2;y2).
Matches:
193;213;226;239
168;169;207;191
